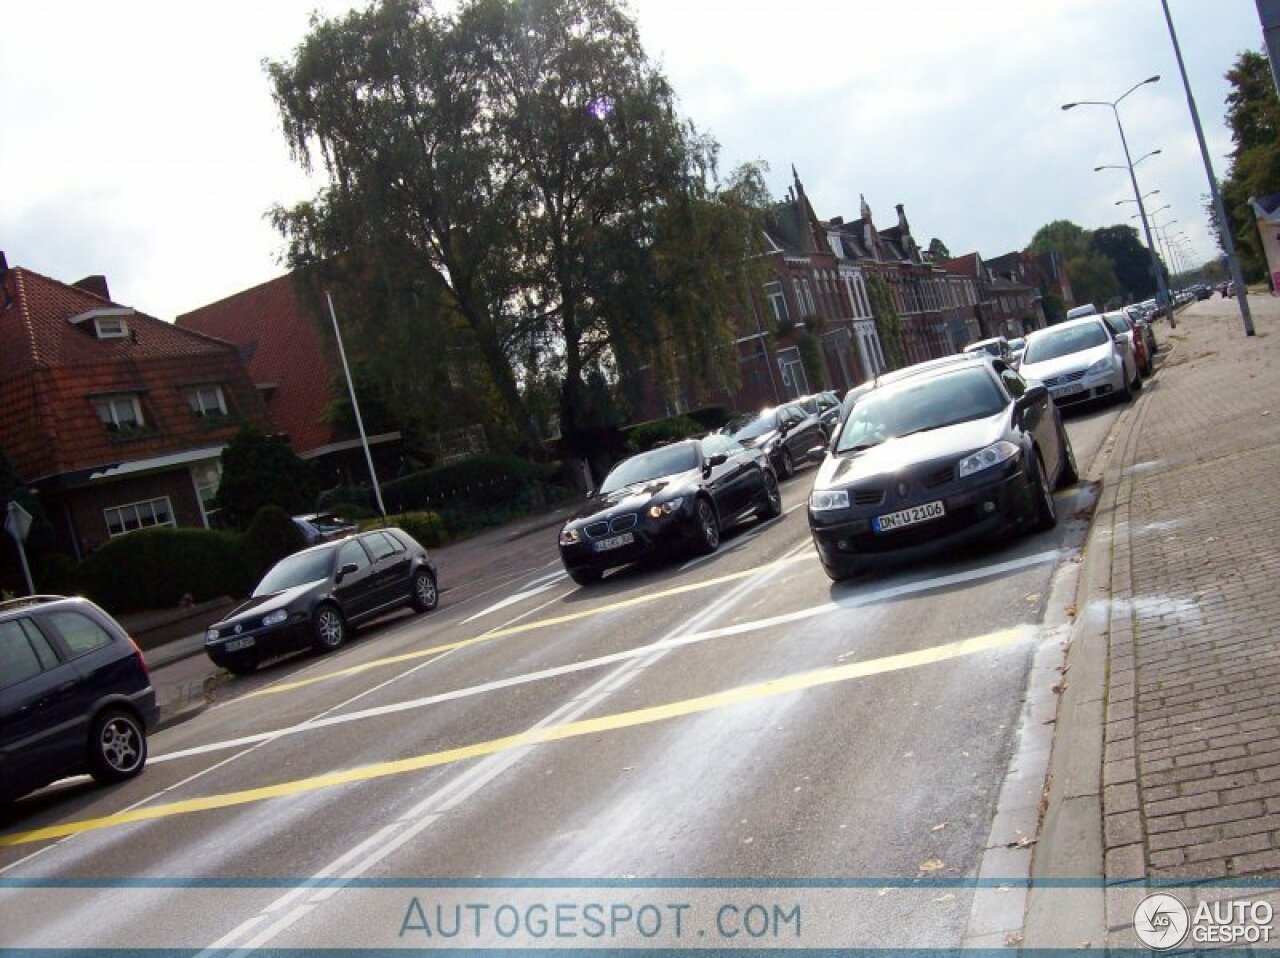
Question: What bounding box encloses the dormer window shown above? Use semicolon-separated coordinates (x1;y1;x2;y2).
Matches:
186;384;227;418
93;316;129;339
93;393;144;432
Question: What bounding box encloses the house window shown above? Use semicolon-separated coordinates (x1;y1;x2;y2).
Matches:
764;281;789;325
104;497;174;537
191;462;222;527
93;317;129;339
93;394;144;432
186;384;227;417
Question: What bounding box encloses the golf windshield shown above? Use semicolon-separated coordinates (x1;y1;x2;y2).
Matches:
723;410;780;441
254;550;334;596
1022;322;1110;364
835;367;1006;454
599;444;700;494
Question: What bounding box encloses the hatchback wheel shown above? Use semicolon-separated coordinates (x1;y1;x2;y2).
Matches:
411;569;438;613
88;709;147;784
1058;427;1079;487
693;497;720;555
779;448;795;479
312;604;346;653
1031;452;1058;531
758;470;783;520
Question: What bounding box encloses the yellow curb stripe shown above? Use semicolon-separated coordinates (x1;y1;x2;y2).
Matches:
0;627;1025;848
245;553;815;699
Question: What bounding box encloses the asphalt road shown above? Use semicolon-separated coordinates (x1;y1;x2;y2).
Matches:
0;397;1126;950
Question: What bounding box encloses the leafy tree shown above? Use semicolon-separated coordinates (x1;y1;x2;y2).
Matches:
927;237;951;261
1065;252;1122;308
268;0;766;463
1219;50;1280;280
217;425;318;528
1029;220;1091;260
1089;224;1156;301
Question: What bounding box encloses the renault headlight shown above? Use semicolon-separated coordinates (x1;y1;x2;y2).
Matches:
1085;356;1114;377
958;441;1020;478
262;609;288;628
809;489;850;511
647;497;684;518
559;527;581;546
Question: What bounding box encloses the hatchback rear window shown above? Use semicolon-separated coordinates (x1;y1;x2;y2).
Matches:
47;611;115;656
0;620;49;688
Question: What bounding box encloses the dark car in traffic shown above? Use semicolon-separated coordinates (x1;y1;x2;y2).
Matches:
808;357;1077;580
558;435;781;585
204;528;438;675
0;595;158;804
721;401;829;478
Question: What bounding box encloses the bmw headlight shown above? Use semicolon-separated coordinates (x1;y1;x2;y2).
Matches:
559;527;581;546
262;609;289;628
1085;356;1114;377
809;489;850;511
958;441;1020;478
647;497;684;519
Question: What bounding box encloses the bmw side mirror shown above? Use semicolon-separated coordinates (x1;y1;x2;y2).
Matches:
336;562;359;582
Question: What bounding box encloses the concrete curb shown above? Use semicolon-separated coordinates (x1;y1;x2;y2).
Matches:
1020;333;1179;947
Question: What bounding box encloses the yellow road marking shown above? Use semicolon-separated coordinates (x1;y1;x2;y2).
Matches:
245;553;815;699
0;627;1025;847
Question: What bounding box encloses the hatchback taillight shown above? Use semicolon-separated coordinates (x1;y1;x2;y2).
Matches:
129;637;150;680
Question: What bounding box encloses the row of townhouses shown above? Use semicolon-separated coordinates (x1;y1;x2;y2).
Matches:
0;172;1071;568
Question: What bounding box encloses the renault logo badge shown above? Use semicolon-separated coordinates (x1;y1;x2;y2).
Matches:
233;624;242;634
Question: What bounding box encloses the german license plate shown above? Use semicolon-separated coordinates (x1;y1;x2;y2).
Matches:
873;500;946;533
1050;383;1085;400
593;532;635;552
224;636;255;652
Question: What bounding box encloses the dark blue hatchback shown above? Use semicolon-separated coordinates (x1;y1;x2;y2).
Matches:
0;595;158;805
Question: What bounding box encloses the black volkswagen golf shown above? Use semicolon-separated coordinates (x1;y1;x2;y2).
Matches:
204;528;438;674
808;357;1078;580
558;435;782;585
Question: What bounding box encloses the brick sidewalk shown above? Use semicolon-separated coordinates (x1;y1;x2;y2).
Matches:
1097;295;1280;937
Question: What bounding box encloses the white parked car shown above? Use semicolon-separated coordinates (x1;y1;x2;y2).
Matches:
1019;316;1138;407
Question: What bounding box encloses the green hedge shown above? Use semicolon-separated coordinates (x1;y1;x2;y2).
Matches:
388;510;448;548
623;415;705;453
381;454;542;514
77;528;255;615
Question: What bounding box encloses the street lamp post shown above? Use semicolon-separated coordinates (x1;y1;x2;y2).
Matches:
1159;0;1254;336
1064;76;1176;328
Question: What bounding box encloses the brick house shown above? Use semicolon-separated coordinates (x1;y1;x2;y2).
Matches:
176;271;402;488
0;257;272;559
938;252;1000;341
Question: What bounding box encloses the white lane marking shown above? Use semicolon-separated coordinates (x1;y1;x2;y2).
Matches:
784;499;808;515
462;574;566;624
199;539;817;953
150;548;1063;765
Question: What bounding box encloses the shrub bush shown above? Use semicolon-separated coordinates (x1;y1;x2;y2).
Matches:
243;505;307;579
77;528;254;615
381;454;542;514
389;510;448;548
623;415;705;453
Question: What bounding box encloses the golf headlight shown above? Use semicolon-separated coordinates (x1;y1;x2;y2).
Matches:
958;440;1020;478
647;497;684;518
559;527;581;546
205;628;219;643
262;609;288;627
809;489;850;511
1085;357;1114;377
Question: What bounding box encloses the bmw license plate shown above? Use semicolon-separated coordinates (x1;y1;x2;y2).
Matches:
593;532;635;552
873;500;946;533
1050;383;1085;400
224;636;255;652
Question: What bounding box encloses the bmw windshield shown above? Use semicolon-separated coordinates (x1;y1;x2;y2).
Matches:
835;367;1006;454
723;410;780;441
599;443;700;494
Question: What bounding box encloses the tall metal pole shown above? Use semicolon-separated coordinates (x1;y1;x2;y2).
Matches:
326;292;388;517
1259;0;1280;97
1111;104;1176;329
1161;0;1255;335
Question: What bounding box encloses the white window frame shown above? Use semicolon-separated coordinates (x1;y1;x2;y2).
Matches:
93;316;129;339
763;281;789;325
104;496;175;537
93;394;144;431
190;462;222;528
186;384;228;417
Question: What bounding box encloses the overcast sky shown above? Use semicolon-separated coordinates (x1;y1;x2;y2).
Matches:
0;0;1267;321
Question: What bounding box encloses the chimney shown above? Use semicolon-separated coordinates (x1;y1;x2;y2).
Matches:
73;275;111;301
829;216;844;226
895;203;911;237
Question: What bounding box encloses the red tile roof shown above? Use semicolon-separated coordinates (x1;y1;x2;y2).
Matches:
938;252;981;277
0;265;272;483
176;272;338;456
